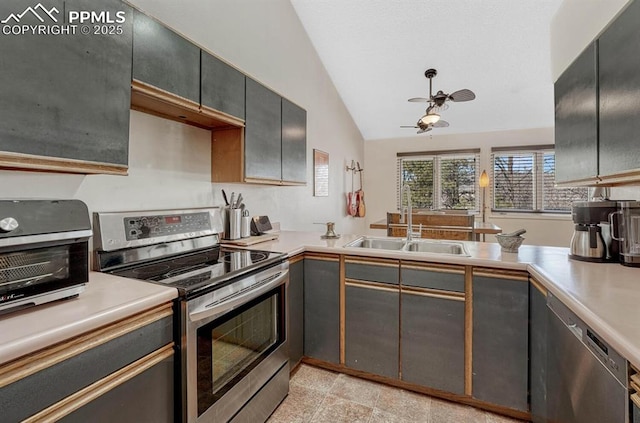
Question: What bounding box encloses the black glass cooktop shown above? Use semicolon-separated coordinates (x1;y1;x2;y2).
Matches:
112;247;286;295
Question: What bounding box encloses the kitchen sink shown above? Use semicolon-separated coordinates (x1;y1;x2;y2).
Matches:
344;237;406;250
344;237;469;256
405;241;467;255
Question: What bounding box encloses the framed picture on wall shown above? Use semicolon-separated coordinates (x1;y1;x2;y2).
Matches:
313;149;329;197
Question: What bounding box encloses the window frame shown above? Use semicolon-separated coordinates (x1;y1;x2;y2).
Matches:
490;146;588;214
397;149;481;212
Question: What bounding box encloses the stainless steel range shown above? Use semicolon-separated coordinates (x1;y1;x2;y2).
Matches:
0;199;91;315
93;207;289;423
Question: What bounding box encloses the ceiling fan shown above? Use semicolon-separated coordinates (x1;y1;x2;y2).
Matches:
401;68;476;134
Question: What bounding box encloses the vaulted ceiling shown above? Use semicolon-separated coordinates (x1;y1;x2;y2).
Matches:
290;0;563;140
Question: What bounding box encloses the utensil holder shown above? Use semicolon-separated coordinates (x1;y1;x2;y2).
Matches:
224;208;242;240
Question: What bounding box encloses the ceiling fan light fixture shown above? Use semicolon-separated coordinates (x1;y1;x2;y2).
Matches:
419;113;440;125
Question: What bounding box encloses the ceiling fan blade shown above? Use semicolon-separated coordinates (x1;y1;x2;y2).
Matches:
408;97;430;102
433;120;449;128
401;125;419;128
448;89;476;102
417;127;432;134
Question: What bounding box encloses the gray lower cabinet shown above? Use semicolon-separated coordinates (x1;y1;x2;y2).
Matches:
530;280;548;423
472;272;529;411
245;78;283;181
201;51;245;120
0;306;174;422
0;0;132;170
304;256;340;364
288;257;304;369
400;263;465;395
598;0;640;177
633;402;640;423
281;98;307;184
345;283;399;378
133;10;200;103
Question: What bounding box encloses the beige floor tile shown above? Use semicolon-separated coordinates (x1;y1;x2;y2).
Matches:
310;394;373;423
328;374;382;408
266;383;325;423
374;384;431;421
369;408;422;423
291;364;339;393
485;411;527;423
429;397;486;423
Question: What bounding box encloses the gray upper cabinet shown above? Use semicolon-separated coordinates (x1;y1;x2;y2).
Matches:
554;42;598;184
0;0;132;173
201;52;245;120
281;98;307;184
472;272;529;412
304;257;340;364
133;10;200;103
245;78;283;181
598;0;640;178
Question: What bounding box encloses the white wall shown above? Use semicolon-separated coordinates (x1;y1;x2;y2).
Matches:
551;0;630;80
1;0;366;236
364;127;578;247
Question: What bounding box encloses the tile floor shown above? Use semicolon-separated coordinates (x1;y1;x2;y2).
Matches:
267;364;526;423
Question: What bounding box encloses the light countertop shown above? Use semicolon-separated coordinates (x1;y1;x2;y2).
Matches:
246;230;640;369
0;272;177;366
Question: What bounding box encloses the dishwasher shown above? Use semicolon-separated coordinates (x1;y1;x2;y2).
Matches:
546;292;628;423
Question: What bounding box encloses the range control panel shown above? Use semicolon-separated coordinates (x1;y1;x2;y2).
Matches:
124;212;211;240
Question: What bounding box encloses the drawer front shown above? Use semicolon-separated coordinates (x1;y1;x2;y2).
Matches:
345;260;399;285
401;266;464;292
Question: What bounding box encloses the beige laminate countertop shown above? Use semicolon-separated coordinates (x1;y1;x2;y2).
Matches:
0;272;177;366
246;230;640;369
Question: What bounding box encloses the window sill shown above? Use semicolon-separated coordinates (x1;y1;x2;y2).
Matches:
489;212;572;221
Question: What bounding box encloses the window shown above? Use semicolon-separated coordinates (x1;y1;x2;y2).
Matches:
397;149;480;210
491;146;587;213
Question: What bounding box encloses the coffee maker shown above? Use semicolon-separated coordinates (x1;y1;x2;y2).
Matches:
610;201;640;267
569;200;619;262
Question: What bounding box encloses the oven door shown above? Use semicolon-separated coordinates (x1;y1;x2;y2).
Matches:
0;240;88;313
185;262;289;423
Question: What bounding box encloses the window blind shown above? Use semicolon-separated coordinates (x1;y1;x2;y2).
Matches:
491;148;587;213
397;150;480;211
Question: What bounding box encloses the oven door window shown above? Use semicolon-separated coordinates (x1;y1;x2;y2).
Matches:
196;288;284;416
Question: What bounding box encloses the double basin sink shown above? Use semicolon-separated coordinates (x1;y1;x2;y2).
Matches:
344;236;469;256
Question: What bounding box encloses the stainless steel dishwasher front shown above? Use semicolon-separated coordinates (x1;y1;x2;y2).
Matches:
546;293;628;423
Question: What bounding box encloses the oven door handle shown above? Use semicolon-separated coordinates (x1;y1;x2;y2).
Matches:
188;268;289;322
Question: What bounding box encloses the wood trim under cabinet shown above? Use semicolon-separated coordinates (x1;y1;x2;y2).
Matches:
304;252;340;262
339;255;346;366
401;260;466;275
345;256;400;268
346;279;401;294
464;265;473;397
0;303;173;388
23;344;174;423
472;267;529;281
0;151;128;175
289;254;304;265
400;285;465;301
131;79;243;130
529;278;548;296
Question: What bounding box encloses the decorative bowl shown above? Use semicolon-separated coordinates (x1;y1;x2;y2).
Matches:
496;234;524;253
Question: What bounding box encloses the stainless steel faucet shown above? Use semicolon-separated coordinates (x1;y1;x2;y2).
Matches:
400;184;420;241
